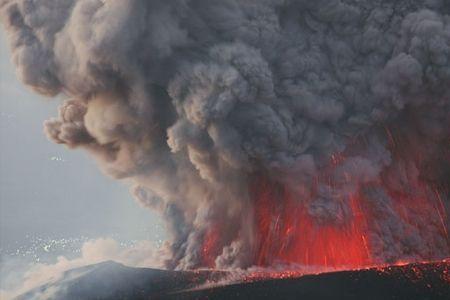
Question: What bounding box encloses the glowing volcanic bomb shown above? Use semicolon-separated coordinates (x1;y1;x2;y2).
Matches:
2;0;450;272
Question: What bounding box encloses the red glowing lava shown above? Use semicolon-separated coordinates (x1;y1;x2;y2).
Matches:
252;176;372;268
245;124;450;270
198;125;449;270
202;226;221;268
249;172;450;270
199;174;448;270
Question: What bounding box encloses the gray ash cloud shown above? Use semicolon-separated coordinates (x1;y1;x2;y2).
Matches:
1;0;449;269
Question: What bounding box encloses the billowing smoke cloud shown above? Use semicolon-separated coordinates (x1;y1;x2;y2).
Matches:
1;0;449;270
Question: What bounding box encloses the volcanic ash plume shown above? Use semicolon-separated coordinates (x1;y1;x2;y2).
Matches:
1;0;450;270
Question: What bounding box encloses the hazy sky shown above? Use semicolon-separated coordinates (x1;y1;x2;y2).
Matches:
0;29;165;250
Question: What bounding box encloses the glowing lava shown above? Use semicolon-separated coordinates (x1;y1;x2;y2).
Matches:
197;124;449;270
202;226;221;268
249;173;449;269
252;176;372;268
241;123;450;270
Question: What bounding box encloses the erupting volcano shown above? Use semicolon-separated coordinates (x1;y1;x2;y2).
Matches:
1;0;450;276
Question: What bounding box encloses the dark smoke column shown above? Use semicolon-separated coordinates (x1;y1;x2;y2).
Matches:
1;0;449;270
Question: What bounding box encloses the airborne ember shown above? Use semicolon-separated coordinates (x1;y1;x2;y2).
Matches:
1;0;449;271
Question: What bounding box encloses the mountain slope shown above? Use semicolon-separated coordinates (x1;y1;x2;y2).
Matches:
17;260;450;300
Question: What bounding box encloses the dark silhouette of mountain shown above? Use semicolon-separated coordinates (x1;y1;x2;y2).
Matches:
16;261;226;300
17;260;450;300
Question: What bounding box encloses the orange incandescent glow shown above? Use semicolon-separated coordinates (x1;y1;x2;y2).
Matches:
202;226;221;268
252;176;372;268
198;125;449;270
249;174;449;270
242;124;450;270
199;174;448;270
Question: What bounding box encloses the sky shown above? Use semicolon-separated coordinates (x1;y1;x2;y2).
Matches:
0;29;165;257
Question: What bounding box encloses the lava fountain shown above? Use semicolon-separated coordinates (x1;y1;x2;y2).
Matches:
243;125;450;270
198;123;450;271
252;177;372;268
249;176;449;270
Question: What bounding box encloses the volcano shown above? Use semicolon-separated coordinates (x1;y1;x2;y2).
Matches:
2;0;450;271
17;260;450;300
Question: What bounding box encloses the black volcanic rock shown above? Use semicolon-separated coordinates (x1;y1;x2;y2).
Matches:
172;261;450;300
17;261;450;300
